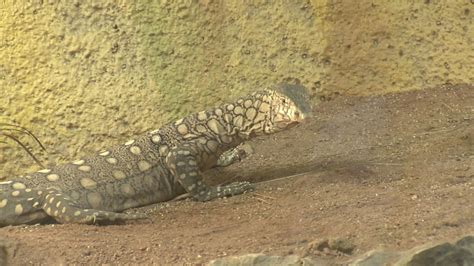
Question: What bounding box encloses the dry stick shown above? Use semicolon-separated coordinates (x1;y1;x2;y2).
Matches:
170;171;314;202
170;193;191;202
442;102;455;113
415;120;472;137
0;123;47;151
253;196;271;205
257;171;314;185
252;192;276;200
169;158;410;202
1;133;46;169
1;123;48;168
366;162;403;166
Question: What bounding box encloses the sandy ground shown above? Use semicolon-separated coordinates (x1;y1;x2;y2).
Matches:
1;84;473;265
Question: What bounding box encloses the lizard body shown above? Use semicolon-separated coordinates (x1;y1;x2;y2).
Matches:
0;84;311;226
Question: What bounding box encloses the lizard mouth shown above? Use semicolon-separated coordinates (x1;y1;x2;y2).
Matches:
277;120;299;130
287;121;300;128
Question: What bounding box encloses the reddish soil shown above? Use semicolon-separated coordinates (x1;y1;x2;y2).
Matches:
1;84;473;265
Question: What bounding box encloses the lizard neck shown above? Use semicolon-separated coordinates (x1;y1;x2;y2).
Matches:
219;90;274;140
152;90;275;169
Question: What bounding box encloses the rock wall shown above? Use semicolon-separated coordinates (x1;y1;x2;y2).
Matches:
0;0;472;177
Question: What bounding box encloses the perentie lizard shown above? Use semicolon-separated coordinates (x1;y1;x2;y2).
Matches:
0;84;312;226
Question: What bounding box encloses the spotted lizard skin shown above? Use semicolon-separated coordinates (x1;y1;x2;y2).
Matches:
0;84;312;226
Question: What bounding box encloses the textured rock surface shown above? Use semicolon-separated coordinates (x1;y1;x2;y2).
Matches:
302;237;356;258
350;235;474;266
206;235;474;266
0;1;472;177
207;253;321;266
0;237;17;266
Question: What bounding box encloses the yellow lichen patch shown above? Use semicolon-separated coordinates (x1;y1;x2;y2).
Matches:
12;182;26;190
214;108;223;116
220;135;233;144
245;108;257;120
206;140;219;152
233;116;244;128
197;111;208;121
124;139;135;146
112;170;127;180
207;119;225;135
254;113;266;123
195;125;207;133
174;118;184;125
99;151;110;156
87;192;103;209
47;174;60;182
177;124;189;135
130;146;141;155
80;178;97;190
259;103;270;113
233;106;244;115
72;159;85;165
138;160;152;172
151;135;161;144
38;169;51;174
15;204;24;215
143;176;155;187
123;199;139;209
78;165;92;172
120;183;135;197
70;191;80;200
244;100;253;108
106;157;118;164
159;145;169;156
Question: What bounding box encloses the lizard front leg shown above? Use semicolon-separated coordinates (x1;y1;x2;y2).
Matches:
165;143;254;201
215;143;254;167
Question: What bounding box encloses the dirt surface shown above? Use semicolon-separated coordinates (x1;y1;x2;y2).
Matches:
1;85;473;265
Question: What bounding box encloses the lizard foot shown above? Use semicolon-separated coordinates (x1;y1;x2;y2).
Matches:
192;181;255;202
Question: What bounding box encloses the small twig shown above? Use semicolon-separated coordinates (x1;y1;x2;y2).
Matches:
0;123;47;151
441;102;455;113
170;193;191;202
414;125;465;137
366;162;403;166
1;133;46;168
252;192;276;200
253;196;271;205
421;128;457;135
256;171;313;185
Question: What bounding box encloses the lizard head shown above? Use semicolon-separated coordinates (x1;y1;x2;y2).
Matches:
262;83;312;134
226;83;312;138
